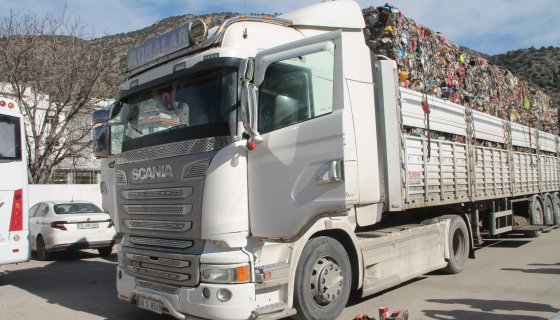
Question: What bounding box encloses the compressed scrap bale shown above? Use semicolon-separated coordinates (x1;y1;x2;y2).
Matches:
363;4;557;134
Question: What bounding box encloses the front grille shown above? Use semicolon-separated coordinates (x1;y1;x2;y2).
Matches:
124;205;192;216
127;253;190;268
117;136;235;164
123;249;200;286
184;161;210;178
130;236;193;249
137;279;179;294
126;220;192;232
123;188;192;200
115;170;128;185
128;265;190;281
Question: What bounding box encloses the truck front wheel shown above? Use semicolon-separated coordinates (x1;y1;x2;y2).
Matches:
293;236;351;320
442;216;469;274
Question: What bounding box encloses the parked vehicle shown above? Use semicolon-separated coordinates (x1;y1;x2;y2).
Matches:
93;1;559;319
0;97;30;266
29;201;117;260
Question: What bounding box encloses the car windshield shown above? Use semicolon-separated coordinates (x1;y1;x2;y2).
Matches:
119;67;238;151
54;203;102;215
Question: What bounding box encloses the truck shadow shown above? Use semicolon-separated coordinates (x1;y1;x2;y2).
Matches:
424;298;558;319
422;309;547;320
501;267;560;275
0;251;172;320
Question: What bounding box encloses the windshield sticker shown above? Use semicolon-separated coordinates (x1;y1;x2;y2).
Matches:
155;85;175;111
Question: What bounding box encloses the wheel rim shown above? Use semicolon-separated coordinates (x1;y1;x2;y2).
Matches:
310;256;344;306
452;228;465;260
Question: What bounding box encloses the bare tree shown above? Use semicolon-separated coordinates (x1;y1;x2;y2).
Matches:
0;9;116;183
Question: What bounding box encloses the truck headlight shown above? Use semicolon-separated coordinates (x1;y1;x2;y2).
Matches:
200;264;250;284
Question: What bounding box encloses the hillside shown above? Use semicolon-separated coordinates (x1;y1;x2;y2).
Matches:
94;13;235;96
4;10;559;115
489;47;560;111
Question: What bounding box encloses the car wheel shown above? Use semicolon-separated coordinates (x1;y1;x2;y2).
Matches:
36;236;50;261
98;246;113;257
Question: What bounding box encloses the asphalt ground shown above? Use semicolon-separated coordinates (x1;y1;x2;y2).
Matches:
0;229;558;320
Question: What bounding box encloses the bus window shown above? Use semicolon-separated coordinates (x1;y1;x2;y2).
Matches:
0;115;22;161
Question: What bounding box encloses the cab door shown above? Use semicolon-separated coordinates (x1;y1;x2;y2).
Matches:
247;31;346;239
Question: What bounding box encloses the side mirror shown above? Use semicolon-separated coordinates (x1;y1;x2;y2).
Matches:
239;58;262;142
239;58;254;82
108;101;123;119
93;124;111;158
92;109;109;125
93;101;123;125
240;82;262;142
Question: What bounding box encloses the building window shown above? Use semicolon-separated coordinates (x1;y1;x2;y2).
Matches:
51;170;68;184
50;169;100;184
73;170;100;184
46;115;56;126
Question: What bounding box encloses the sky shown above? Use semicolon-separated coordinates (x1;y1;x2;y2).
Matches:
0;0;559;55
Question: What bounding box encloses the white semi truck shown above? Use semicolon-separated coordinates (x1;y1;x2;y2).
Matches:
93;2;559;319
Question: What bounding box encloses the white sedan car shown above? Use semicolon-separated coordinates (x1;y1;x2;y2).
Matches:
30;201;117;260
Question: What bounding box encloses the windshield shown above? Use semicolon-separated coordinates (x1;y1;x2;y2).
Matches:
0;115;22;161
120;68;238;151
54;203;102;214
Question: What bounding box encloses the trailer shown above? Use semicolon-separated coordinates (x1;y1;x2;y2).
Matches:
93;2;558;319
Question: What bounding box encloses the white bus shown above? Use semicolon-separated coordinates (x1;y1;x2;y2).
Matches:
0;97;30;266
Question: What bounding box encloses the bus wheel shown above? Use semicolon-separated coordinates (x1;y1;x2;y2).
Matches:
293;236;351;320
36;236;50;261
443;216;469;274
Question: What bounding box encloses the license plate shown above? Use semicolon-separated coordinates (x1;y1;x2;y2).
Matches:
77;222;99;229
136;297;163;314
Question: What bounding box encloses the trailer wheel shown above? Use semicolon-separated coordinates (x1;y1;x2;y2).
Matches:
442;216;469;274
293;236;351;320
542;194;554;226
529;197;544;225
552;193;560;225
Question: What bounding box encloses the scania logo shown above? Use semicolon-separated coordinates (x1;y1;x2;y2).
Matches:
131;164;174;181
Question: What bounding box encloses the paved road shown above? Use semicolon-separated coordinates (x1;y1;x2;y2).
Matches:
341;229;560;320
1;229;559;320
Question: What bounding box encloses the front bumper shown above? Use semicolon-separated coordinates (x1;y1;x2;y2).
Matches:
117;266;256;320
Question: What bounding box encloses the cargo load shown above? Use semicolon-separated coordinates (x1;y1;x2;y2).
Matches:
363;4;557;134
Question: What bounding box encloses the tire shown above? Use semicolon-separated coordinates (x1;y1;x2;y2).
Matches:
293;236;351;320
36;236;50;261
542;194;554;226
552;193;560;225
442;216;469;274
529;197;544;225
98;246;113;257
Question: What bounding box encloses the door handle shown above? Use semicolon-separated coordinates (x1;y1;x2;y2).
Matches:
316;160;344;184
